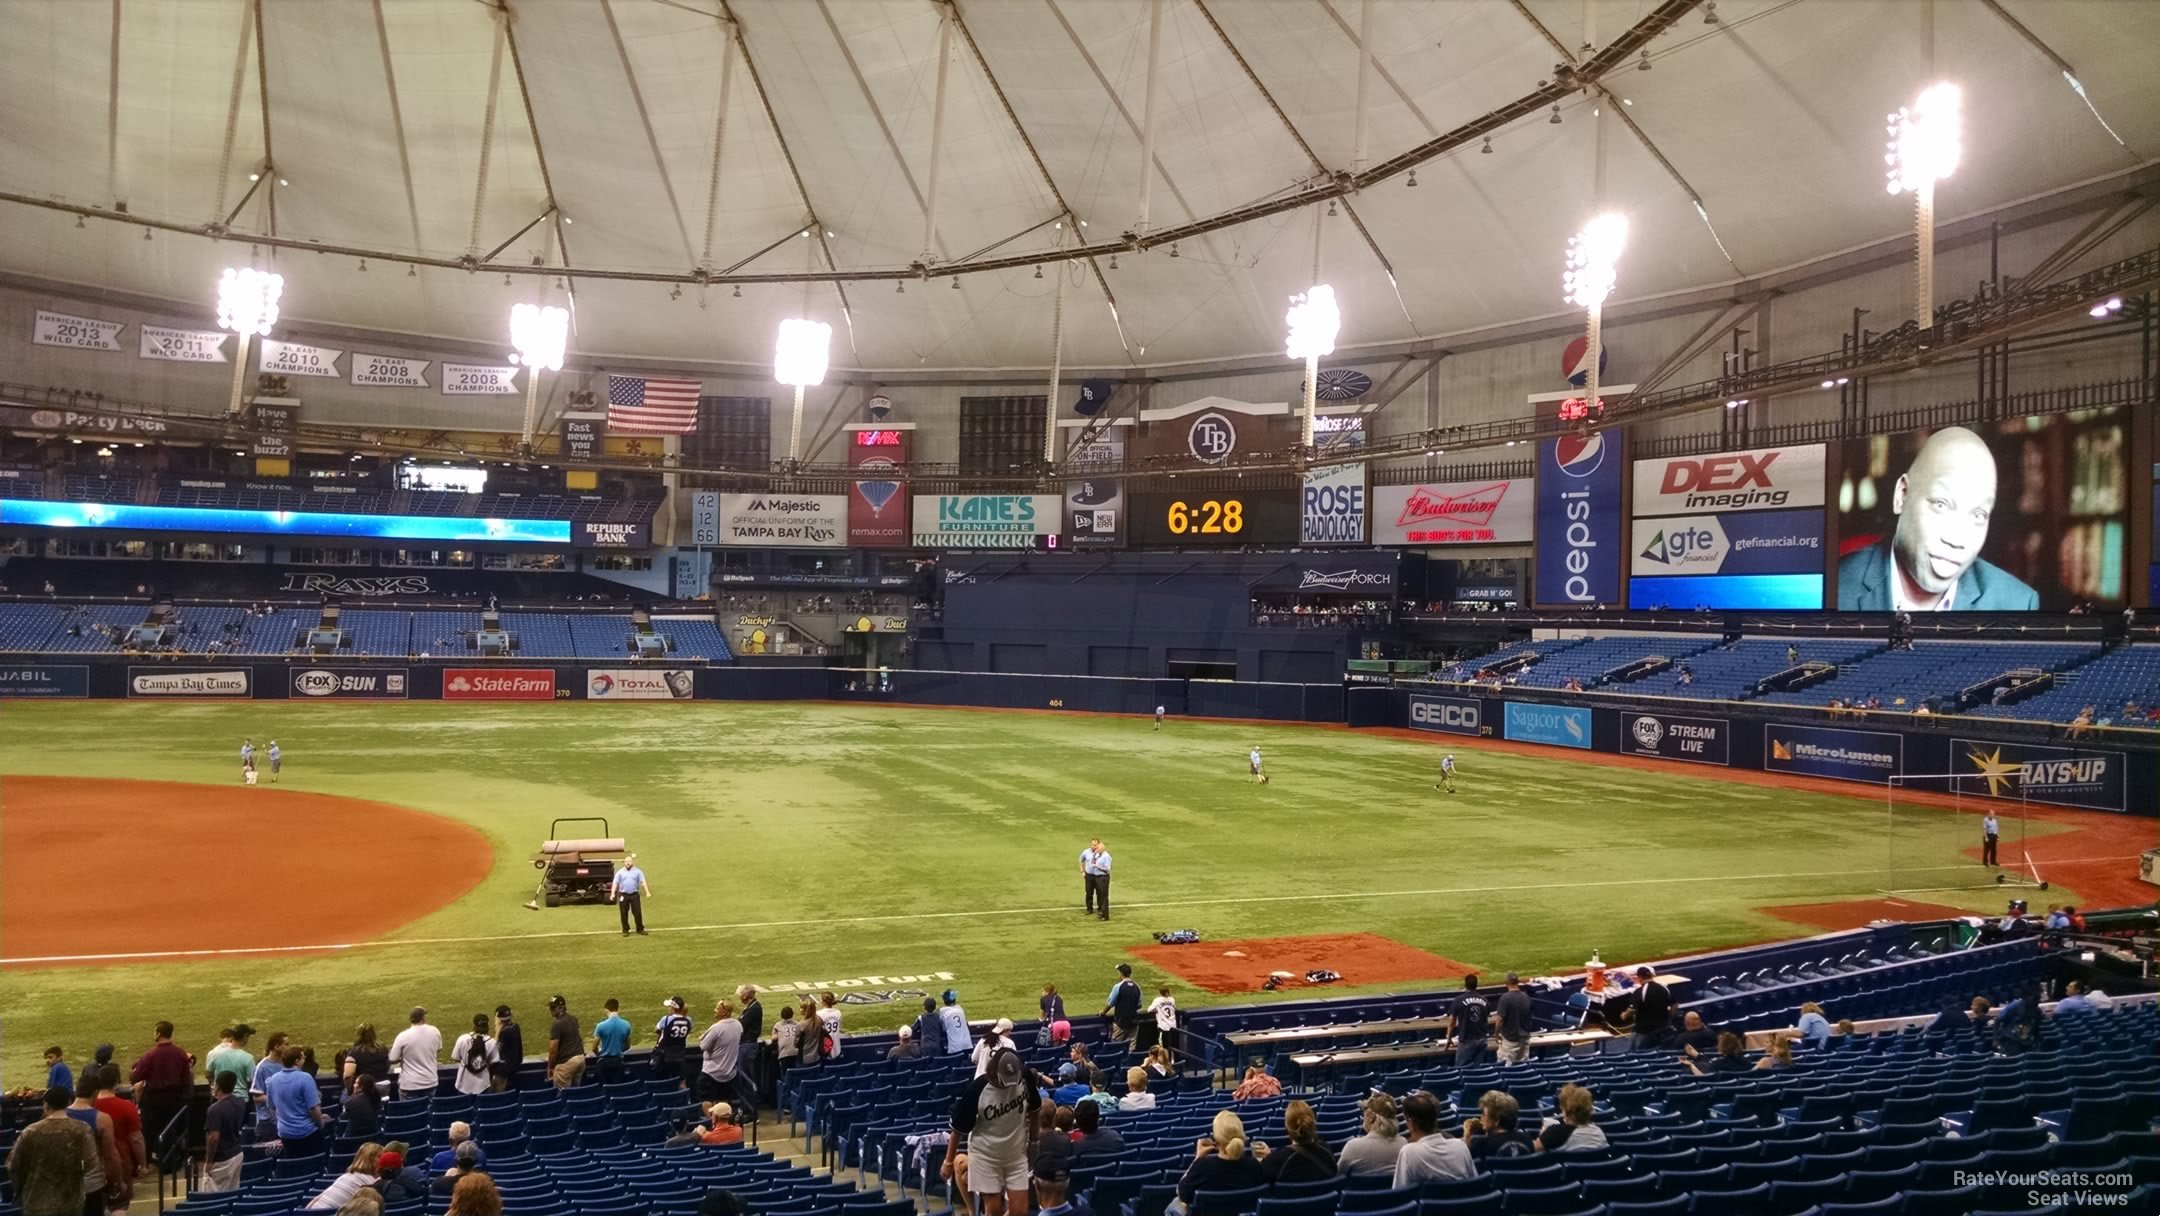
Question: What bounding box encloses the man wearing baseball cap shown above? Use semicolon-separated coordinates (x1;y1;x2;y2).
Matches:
546;996;584;1088
655;997;696;1088
888;1025;922;1062
971;1018;1017;1077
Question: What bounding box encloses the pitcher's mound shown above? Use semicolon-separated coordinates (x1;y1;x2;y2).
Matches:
1129;932;1473;994
1763;898;1976;931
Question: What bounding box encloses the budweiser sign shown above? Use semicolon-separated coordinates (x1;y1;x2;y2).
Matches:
442;668;557;701
1373;478;1535;546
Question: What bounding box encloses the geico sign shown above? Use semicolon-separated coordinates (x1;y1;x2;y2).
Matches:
1408;697;1480;733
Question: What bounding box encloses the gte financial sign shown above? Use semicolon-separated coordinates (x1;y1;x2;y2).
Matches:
1632;444;1826;516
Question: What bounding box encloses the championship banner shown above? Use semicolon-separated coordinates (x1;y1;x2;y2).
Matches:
1620;712;1729;766
351;352;431;388
442;363;520;395
290;667;409;700
0;664;90;698
1949;738;2126;812
717;493;846;546
258;339;343;378
443;669;556;701
560;413;605;462
586;669;696;701
1301;461;1367;545
847;426;908;548
1372;478;1536;546
139;325;229;363
33;310;125;352
912;494;1059;548
127;668;250;698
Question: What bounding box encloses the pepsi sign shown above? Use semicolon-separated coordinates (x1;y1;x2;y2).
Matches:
1535;431;1623;605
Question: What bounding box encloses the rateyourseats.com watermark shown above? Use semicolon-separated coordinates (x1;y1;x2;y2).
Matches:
1955;1168;2137;1207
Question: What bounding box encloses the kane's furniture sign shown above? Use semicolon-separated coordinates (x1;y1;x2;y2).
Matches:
1764;723;1903;784
1408;694;1483;735
587;669;696;701
290;668;409;699
717;494;846;546
1620;712;1729;766
0;664;90;698
911;494;1059;548
443;669;557;700
1950;738;2126;813
129;668;250;698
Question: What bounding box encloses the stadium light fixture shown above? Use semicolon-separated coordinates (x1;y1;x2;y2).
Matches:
508;302;568;455
1562;212;1627;425
775;318;833;464
1285;284;1340;448
216;267;284;417
1885;82;1961;327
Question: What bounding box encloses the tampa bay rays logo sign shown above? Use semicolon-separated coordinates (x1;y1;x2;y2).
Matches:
1187;410;1237;464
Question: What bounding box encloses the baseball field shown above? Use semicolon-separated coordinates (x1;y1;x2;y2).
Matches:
3;699;2146;1084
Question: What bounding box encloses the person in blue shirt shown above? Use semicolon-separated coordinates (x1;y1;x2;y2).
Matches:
43;1046;71;1094
267;740;282;783
263;1046;326;1156
2052;982;2098;1016
1795;1002;1832;1046
592;999;633;1084
611;857;651;936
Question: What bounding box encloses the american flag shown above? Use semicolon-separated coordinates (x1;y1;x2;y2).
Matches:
607;373;701;434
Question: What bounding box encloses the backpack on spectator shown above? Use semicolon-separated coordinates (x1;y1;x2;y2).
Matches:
463;1033;492;1078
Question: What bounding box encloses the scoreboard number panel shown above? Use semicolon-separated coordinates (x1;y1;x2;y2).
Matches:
1129;490;1297;547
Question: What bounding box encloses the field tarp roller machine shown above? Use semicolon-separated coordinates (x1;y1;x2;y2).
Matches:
525;817;628;909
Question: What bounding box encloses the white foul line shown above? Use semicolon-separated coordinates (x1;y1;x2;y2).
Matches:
5;855;2141;967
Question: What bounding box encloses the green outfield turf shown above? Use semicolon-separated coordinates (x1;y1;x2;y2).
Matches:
0;700;2065;1084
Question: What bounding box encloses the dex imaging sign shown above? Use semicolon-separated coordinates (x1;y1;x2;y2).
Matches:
1535;433;1622;605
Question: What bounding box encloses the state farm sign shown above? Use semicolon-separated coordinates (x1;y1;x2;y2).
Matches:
442;668;557;701
1371;479;1535;546
1631;444;1825;516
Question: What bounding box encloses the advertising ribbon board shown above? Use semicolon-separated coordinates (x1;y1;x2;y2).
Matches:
128;668;251;698
1764;723;1904;784
911;494;1059;548
290;668;410;700
443;669;557;701
1620;712;1730;766
587;669;696;701
1948;738;2126;812
717;494;846;547
1503;702;1591;749
1408;694;1483;736
0;664;90;698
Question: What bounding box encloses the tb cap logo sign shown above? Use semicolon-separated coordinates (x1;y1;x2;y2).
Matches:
1187;410;1238;464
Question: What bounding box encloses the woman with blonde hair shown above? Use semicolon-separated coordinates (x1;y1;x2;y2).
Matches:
1796;1002;1831;1045
446;1173;503;1216
1756;1034;1795;1070
1143;1044;1174;1082
1172;1110;1262;1212
1335;1091;1403;1177
1536;1084;1607;1153
1256;1100;1337;1183
309;1143;383;1210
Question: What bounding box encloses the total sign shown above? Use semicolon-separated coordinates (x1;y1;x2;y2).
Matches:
1535;431;1623;605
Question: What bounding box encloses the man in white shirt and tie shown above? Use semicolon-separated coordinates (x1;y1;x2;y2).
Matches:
1079;839;1112;921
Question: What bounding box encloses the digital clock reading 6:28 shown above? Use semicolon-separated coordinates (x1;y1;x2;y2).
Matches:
1164;498;1244;535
